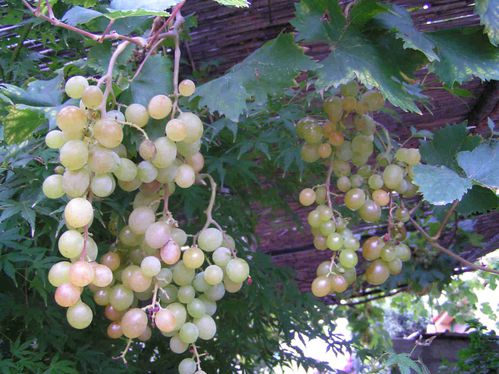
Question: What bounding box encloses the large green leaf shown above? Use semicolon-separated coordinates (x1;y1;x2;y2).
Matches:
2;106;47;144
475;0;499;46
195;34;315;121
457;185;499;216
292;0;345;43
374;4;438;61
428;28;499;85
457;142;499;189
0;73;64;108
61;6;103;25
413;164;472;205
104;9;170;20
109;0;179;11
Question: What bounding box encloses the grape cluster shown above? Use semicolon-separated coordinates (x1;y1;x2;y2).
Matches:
43;76;249;373
296;81;420;297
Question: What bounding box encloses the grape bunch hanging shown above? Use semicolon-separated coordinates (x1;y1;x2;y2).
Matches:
296;81;420;298
42;75;249;373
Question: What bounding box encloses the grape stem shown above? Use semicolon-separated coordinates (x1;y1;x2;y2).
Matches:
375;122;392;154
80;191;93;261
191;344;203;371
114;338;133;365
117;120;150;140
141;283;160;317
325;160;337;224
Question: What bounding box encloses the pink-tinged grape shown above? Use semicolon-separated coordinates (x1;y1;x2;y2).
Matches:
319;221;335;236
383;164;404;190
170;334;188;353
337;176;351;192
43;174;64;199
183;247;205;269
128;206;156;235
121;308;148;338
187;299;206;318
350;174;364;188
118;176;141;192
395;243;411;261
372;189;390;206
198;228;223;252
160;240;181;265
166;118;187;142
344;188;366;211
138;326;152;342
368;174;384;190
186;152;205;173
332;159;351;177
109;285;134;311
300;143;320;163
58;230;84;258
225;258;249;283
365;260;390;285
125;103;149;127
152;137;177;169
45;130;66;149
139;139;156;160
224;277;243;293
133;190;160;210
92;264;113;287
69;261;94;287
137;160;158;183
129;269;152;292
65;76;89;99
178;285;195;304
318;143;332;158
104;304;124;321
175;164;195;188
313;235;328;250
179;359;197;374
90;173;115;197
48;261;72;287
140;256;161;277
81;86;103;109
387;258;403;275
166;302;187;330
100;251;121;271
107;322;123;339
358;200;381;223
148;95;172;119
179;322;199;344
179;79;196;97
339;250;358;269
362;236;384;261
93;119;123;149
56;106;87;138
212;247;232;267
204;265;224;285
156;309;177;333
194;315;216;340
55;283;81;307
329;274;348;293
60;140;88;170
93;288;110;306
299;188;316;206
178;112;203;144
311;276;331;297
143;221;170;249
64;198;93;228
327;233;343;251
67;301;93;329
88;146;117;174
172;261;195;286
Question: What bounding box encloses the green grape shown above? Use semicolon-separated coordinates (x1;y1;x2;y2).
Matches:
311;275;331;297
317;205;332;221
395;148;409;163
318;143;332;158
387;258;403;275
302;124;323;144
204;283;225;302
179;79;196;96
166;118;187;142
350;174;364;188
43;174;64;199
343;268;357;285
339;250;358;269
198;295;217;316
45;130;67;149
93;119;123;149
323;97;343;121
159;285;178;304
307;210;321;228
198;228;223;252
186;152;205;173
90;173;115;197
118;177;141;192
58;230;84;258
179;359;196;374
315;186;327;204
204;265;224;285
60;140;88;170
148;95;172;119
67;301;93;329
361;91;385;111
225;258;249;283
194;314;217;340
337;176;351;192
137;161;158;183
156;160;181;184
336;141;353;161
368;174;384;190
383;164;404;190
177;112;203;144
167;302;187;330
150;137;177;169
156;268;173;287
376;152;392;167
179;322;199;344
343;236;360;250
332;159;351;177
81;86;103;109
125;103;149;127
94;288;110;306
300;143;320;163
121;308;148;338
224;277;243;293
313;235;328;250
381;245;397;262
114;158;138;182
319;220;336;236
187;299;206;318
344;188;366;211
352;152;370;167
48;261;71;287
395;207;410;222
172;261;195;286
193;273;209;293
395;179;410;194
362;236;384;261
109;284;134;311
177;140;201;158
178;285;196;304
140;256;161;277
342;96;357;112
372;189;390;206
405;148;421;166
341;81;359;97
170;334;188;353
358;200;381;223
335;217;347;232
56;106;87;139
64;197;93;228
351;134;374;155
327;233;343;251
65;76;89;99
183;247;205;269
299;188;316;206
395;243;411;261
402;182;419;198
329;274;348;293
316;261;331;277
106;110;125;123
171;228;188;246
296;117;313;138
212;247;232;267
175;164;195;188
365;260;390;285
354;115;376;135
88;146;117;174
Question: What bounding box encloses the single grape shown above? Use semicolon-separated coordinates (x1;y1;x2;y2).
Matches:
358;200;381;223
311;276;331;297
48;261;72;287
109;284;134;311
342;96;357;112
186;298;206;319
129;206;156;235
88;146;117;174
225;258;249;283
121;308;148;338
56;106;87;139
183;247;205;269
315;186;327;204
45;130;67;149
350;174;364;188
387;258;403;275
186;152;205;173
194;314;217;340
339;250;358;268
100;252;120;271
179;322;199;344
204;265;224;285
318;143;332;158
93;288;110;306
125;103;149;127
344;188;366;211
67;300;93;329
329;274;348;293
64;197;93;228
336;141;353;161
372;189;390;206
93;119;123;149
395;243;411;261
198;228;223;252
313;235;328;250
81;86;103;109
337;176;351;192
368;174;384;190
332;159;351;177
302;124;323;144
104;304;124;322
166;118;187;142
58;230;84;258
299;188;316;206
107;322;123;339
177;112;203;144
43;174;64;199
170;334;188;353
69;260;94;287
175;164;196;188
148;95;172;119
365;260;390;285
155;308;177;333
137;160;158;183
383;164;404;190
362;236;384;261
316;261;331;277
395;207;410;223
106;110;125;123
178;358;197;374
171;228;188;246
60;140;88;170
172;261;195;286
179;79;196;97
300;143;320;163
381;245;397;262
327;233;343;251
319;221;336;236
307;210;321;228
323;97;343;121
65;76;89;99
178;285;196;304
405;148;421;166
90;173;115;197
54;283;81;307
166;302;187;330
160;240;181;265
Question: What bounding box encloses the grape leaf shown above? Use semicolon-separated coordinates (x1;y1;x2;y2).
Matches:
292;0;345;43
349;0;389;29
62;6;103;25
212;0;250;7
195;34;315;121
475;0;499;46
104;9;169;20
109;0;180;11
457;142;499;189
419;124;480;170
413;164;472;205
428;28;499;85
374;4;438;61
2;106;47;144
457;185;499;216
87;42;134;74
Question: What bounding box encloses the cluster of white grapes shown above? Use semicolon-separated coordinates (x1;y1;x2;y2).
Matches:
296;81;420;297
42;75;249;374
